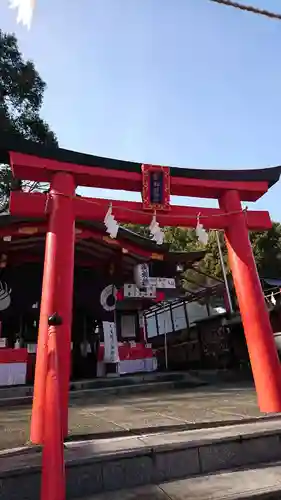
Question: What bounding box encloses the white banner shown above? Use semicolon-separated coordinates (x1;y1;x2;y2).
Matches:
103;321;119;363
148;277;176;289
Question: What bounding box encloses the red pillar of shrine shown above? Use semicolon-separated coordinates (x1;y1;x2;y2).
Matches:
30;172;76;444
219;190;281;413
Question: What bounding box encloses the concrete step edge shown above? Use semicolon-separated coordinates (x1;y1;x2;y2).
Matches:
82;462;281;500
1;414;281;459
84;487;281;500
0;372;195;392
2;424;281;498
2;417;281;474
0;380;176;405
0;379;204;407
0;373;205;399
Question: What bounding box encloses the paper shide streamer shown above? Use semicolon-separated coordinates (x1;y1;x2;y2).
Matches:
9;0;36;29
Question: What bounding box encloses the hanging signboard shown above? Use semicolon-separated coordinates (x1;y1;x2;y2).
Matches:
123;284;157;299
147;277;176;289
141;164;170;211
103;321;119;363
133;270;176;290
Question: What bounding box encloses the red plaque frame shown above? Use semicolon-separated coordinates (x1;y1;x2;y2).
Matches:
141;164;170;211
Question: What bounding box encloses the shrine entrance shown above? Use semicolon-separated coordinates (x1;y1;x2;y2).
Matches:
2;133;281;497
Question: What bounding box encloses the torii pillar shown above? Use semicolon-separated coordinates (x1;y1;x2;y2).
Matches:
30;172;76;443
220;190;281;412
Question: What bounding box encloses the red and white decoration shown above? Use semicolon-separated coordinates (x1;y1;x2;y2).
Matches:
0;348;27;386
97;343;157;377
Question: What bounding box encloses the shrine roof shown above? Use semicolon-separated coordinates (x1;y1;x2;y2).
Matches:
1;133;281;188
0;215;205;272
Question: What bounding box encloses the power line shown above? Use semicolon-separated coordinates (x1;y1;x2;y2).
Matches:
209;0;281;20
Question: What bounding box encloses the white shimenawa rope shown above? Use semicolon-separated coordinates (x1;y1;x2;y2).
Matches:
9;0;35;29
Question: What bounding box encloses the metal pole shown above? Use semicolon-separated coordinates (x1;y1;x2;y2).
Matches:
216;230;234;313
163;308;168;371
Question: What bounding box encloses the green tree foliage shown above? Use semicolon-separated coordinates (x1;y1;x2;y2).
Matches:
164;227;202;252
0;29;58;210
125;223;150;238
126;222;281;281
250;222;281;278
0;30;57;144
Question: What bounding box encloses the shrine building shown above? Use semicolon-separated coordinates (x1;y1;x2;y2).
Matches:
0;211;209;383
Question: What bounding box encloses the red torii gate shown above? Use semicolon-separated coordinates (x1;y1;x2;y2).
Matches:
6;140;281;499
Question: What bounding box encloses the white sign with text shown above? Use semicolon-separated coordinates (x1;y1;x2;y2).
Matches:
103;321;119;363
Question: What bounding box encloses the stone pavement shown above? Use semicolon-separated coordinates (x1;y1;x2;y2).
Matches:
0;383;266;450
82;462;281;499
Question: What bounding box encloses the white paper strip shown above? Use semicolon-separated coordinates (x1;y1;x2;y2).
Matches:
196;219;208;245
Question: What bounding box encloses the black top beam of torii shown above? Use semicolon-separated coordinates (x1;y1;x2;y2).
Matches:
0;132;281;188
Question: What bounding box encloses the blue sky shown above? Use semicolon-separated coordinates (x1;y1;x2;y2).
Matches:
0;0;281;221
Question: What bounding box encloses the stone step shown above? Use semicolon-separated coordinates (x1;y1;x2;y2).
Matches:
82;462;281;499
190;369;253;385
0;372;205;407
1;416;281;499
0;372;173;397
